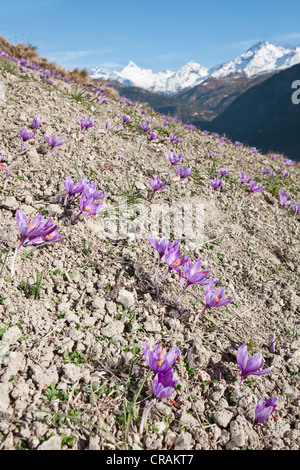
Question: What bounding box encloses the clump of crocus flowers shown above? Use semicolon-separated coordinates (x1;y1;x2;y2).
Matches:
62;175;106;221
175;165;192;181
11;210;64;276
77;116;95;133
149;234;234;327
149;177;167;196
144;341;179;403
210;177;224;190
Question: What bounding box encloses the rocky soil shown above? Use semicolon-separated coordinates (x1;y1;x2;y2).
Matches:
0;55;299;451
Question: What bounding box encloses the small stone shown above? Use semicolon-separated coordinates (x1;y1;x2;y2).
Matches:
37;435;62;450
2;325;22;345
27;147;40;165
116;289;135;308
213;409;234;428
61;363;83;384
101;320;124;338
0;383;12;415
143;318;161;333
165;432;177;449
174;432;193;450
0;196;19;211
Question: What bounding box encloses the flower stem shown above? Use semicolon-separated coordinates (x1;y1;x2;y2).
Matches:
175;282;189;302
152;258;161;281
11;246;19;277
157;268;170;286
193;306;208;329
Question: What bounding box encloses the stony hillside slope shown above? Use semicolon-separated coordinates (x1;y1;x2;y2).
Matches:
0;51;299;451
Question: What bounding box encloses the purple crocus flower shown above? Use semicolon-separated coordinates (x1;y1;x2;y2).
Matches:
83;181;107;201
175;258;212;300
184;124;197;130
235;141;242;147
175;165;192;180
164;152;183;167
278;190;292;207
262;166;269;175
12;210;63;275
193;279;234;326
122;114;132;124
216;169;229;178
144;341;180;374
78;193;103;218
44;134;65;152
158;242;189;285
152;368;178;399
208;150;218;159
149;177;167;193
251;147;258;154
169;133;182;144
31;116;42;130
16;210;57;244
236;343;274;387
19;127;36;151
239;172;252;184
254;397;278;424
149;131;158;141
249;181;265;193
291;202;300;214
26;227;64;246
106;121;110;130
63;176;87;198
210;177;224;190
284;158;296;167
140;121;151;133
282;172;289;178
77;116;95;132
149;234;170;280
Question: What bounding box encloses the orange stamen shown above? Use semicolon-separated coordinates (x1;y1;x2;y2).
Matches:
172;260;180;267
157;344;166;367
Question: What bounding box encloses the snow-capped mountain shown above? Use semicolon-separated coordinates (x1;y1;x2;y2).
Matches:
90;60;208;95
90;41;300;95
209;41;300;79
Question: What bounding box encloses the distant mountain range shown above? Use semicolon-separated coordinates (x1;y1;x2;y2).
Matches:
91;41;300;160
90;41;300;95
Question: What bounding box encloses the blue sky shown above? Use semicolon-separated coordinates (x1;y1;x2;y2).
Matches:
1;0;300;72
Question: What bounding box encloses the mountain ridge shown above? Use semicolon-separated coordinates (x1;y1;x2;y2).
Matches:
90;41;300;95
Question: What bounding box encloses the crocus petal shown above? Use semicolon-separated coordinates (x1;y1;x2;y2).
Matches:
16;209;28;237
159;347;180;372
237;344;249;373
